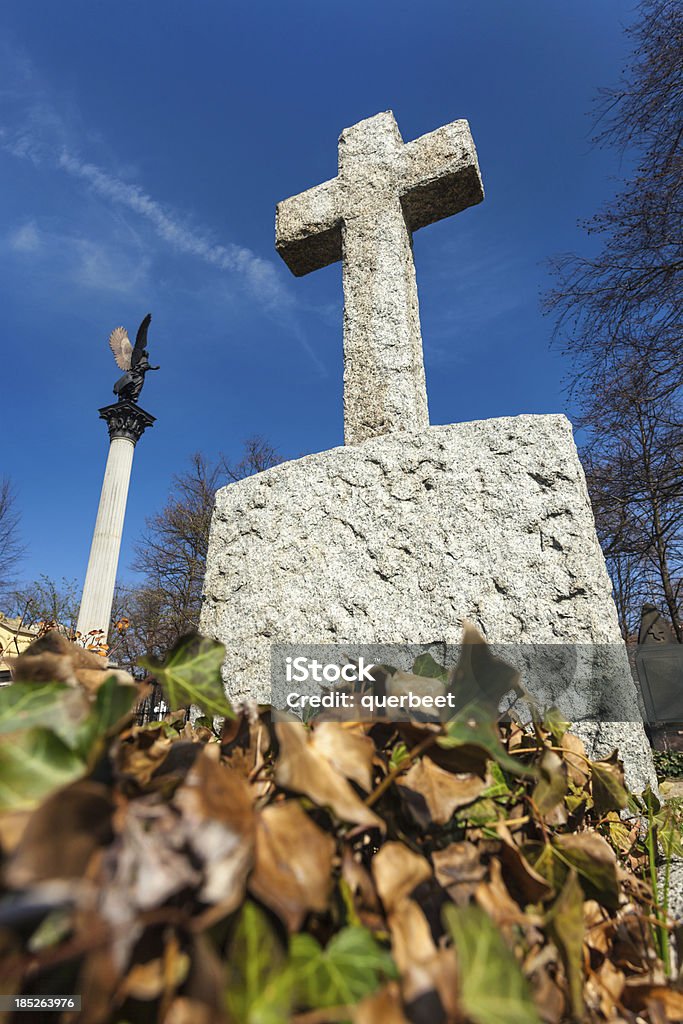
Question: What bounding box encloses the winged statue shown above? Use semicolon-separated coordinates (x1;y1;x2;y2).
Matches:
109;313;160;404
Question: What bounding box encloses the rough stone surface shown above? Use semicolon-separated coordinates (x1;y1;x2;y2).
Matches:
200;413;655;790
275;111;484;445
667;860;683;921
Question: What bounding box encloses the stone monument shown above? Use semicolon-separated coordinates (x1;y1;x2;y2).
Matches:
76;315;158;639
200;112;655;789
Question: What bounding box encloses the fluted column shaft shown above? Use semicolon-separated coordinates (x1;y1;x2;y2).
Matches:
76;400;154;639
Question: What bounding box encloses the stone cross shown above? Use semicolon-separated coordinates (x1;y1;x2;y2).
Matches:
276;111;484;444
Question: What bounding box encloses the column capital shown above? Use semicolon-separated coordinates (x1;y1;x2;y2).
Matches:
98;400;156;446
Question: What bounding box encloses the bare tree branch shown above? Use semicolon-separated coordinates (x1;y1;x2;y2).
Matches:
115;438;281;668
545;0;683;639
0;477;25;596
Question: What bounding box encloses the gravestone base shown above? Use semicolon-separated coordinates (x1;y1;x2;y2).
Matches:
200;413;655;790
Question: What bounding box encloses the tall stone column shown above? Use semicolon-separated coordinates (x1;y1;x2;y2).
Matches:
76;400;155;639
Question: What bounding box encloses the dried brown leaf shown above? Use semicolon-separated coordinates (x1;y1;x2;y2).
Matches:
432;841;486;906
612;910;658;971
583;900;613;955
386;897;436;975
593;959;625;1021
6;780;112;887
396;758;489;827
310;721;375;792
163;997;220;1024
221;709;271;795
622;981;683;1017
174;751;255;908
119;933;190;1001
9;630;116;690
475;856;534;929
371;842;432;912
106;800;201;914
560;733;590;787
353;981;409;1024
248;800;335;931
274;721;383;830
76;940;121;1024
0;808;30;854
117;726;175;786
496;825;554;904
342;845;383;926
385;898;458;1018
529;965;566;1024
402;948;459;1023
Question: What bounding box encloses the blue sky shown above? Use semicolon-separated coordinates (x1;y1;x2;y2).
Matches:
1;0;636;590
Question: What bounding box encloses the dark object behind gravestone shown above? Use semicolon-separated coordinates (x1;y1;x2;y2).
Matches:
639;603;676;646
636;624;683;750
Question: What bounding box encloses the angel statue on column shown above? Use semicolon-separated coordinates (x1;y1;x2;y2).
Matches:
109;313;160;404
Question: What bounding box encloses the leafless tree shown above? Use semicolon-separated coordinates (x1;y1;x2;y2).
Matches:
545;0;682;392
0;477;25;596
545;0;683;639
115;438;281;667
10;575;80;632
581;364;683;641
222;436;282;483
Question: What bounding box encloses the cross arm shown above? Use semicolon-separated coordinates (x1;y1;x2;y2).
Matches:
400;119;484;233
276;178;342;277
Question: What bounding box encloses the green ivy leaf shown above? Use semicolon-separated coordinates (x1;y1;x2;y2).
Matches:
224;902;293;1024
0;682;89;746
338;878;362;928
290;927;396;1010
139;633;234;720
529;842;567;891
480;761;512;799
641;783;661;816
438;704;537;778
591;753;628;815
543;706;572;743
73;675;138;760
388;741;409;772
444;904;541;1024
0;728;86;811
655;803;683;860
455;796;500;828
548;871;584;1021
411;652;448;682
552;833;620;910
448;627;525;714
533;749;567;815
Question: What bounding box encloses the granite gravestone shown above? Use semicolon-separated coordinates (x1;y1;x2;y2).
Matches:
200;111;655;789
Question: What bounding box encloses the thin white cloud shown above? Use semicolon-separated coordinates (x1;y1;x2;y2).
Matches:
8;220;41;253
0;44;288;308
70;235;151;294
56;151;288;306
5;219;150;295
0;44;330;372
